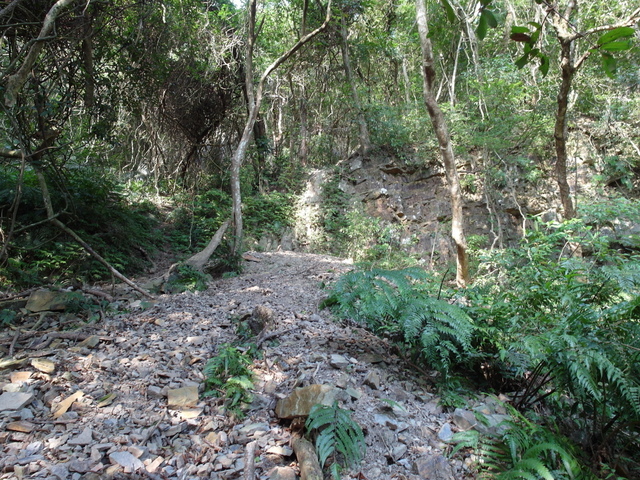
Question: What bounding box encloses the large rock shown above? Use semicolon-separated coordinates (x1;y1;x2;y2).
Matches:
0;392;34;412
414;455;454;480
26;289;75;312
275;384;338;419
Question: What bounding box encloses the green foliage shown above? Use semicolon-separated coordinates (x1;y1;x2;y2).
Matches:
326;268;476;377
451;407;586;480
306;401;366;479
0;309;17;327
0;167;161;287
466;218;640;474
165;265;210;293
203;343;255;418
243;192;295;239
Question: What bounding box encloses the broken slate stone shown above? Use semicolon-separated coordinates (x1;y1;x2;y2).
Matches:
269;466;298;480
26;289;74;312
68;427;94;446
414;454;454;480
452;408;477;431
109;451;145;472
167;386;199;408
31;358;55;374
275;384;338;419
0;391;34;412
364;370;381;390
147;386;164;399
329;354;350;369
438;423;453;442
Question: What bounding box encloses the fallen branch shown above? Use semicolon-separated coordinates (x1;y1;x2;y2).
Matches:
292;436;323;480
243;440;257;480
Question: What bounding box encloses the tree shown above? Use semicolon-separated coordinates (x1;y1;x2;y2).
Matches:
511;0;640;219
229;0;332;255
416;0;469;287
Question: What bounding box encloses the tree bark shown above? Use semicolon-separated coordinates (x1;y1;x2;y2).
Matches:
416;0;469;287
554;39;576;220
292;436;323;480
230;0;332;255
183;219;231;272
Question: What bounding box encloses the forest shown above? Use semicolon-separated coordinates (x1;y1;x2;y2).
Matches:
1;0;640;479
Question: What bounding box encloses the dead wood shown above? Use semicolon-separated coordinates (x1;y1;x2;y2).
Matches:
292;436;323;480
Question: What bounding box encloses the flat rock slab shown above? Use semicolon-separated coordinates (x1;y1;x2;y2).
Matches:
275;384;338;419
109;451;145;472
0;391;34;412
414;454;454;480
167;386;199;408
26;289;74;312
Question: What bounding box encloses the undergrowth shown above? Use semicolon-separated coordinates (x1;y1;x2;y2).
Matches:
324;267;477;378
306;401;366;479
203;343;257;418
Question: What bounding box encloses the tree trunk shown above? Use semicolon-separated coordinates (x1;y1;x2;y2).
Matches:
183;219;231;272
554;39;576;220
339;16;371;155
416;0;469;288
230;0;332;255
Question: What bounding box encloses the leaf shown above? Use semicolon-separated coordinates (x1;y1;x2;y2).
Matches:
440;0;457;23
476;11;488;40
511;26;530;34
597;26;635;46
511;33;531;42
538;54;550;76
483;9;498;28
601;52;617;78
515;53;532;69
601;40;632;52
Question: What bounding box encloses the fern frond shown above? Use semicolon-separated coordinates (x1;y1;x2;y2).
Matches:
306;401;366;473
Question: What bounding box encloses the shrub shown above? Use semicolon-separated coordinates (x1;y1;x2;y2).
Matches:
325;267;477;378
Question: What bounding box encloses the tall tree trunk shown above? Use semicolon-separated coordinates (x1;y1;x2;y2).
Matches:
416;0;469;287
554;39;576;220
230;0;332;255
339;16;371;155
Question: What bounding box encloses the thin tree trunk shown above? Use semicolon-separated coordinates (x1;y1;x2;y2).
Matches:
183;219;231;272
230;0;332;255
416;0;469;287
554;39;576;220
82;13;95;111
339;16;371;155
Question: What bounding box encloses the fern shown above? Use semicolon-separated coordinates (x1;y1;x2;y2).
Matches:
326;268;476;376
450;407;587;480
306;401;366;478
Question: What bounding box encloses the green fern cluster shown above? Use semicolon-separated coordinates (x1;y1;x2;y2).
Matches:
306;401;366;479
451;406;587;480
325;268;476;376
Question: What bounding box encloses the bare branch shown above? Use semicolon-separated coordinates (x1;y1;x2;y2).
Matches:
4;0;76;107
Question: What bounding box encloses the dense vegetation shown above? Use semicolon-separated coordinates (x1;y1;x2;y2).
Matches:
1;0;639;477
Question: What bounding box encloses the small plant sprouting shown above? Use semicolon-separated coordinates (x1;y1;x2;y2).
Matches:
305;401;366;479
203;343;255;418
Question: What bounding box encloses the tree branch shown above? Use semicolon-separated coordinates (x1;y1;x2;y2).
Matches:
4;0;76;107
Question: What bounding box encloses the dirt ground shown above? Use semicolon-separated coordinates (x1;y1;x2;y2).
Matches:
0;251;477;479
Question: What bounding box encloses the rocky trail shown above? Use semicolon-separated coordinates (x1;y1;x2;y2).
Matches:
0;251;502;480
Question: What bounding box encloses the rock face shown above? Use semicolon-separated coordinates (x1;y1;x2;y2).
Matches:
295;149;530;264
